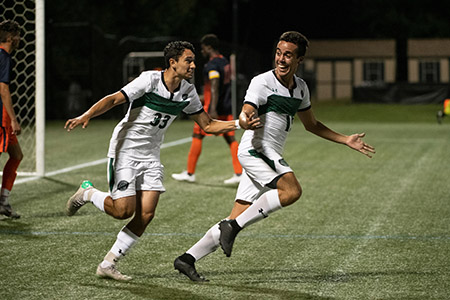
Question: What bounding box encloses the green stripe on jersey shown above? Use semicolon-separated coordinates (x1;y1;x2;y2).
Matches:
258;94;303;117
131;92;190;115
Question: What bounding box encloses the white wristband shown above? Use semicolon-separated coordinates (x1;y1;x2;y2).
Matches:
235;119;241;130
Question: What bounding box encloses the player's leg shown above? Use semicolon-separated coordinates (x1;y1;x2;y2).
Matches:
234;172;301;226
219;152;301;256
222;131;243;184
172;128;205;182
174;200;251;282
0;136;22;218
174;173;256;281
97;190;160;281
66;158;136;218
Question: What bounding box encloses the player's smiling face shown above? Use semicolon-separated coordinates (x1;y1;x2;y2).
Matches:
174;49;196;80
274;41;303;82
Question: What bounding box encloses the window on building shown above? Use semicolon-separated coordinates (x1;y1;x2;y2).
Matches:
363;61;384;83
419;61;440;83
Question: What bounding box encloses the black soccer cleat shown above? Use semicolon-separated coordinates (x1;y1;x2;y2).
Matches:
218;219;242;257
174;255;209;282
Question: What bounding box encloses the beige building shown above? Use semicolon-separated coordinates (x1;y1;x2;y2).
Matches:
303;39;450;101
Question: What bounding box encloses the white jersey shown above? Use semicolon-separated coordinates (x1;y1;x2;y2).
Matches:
239;70;311;158
107;70;203;161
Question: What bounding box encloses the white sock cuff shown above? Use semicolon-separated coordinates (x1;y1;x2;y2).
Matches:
186;222;220;261
110;227;139;259
90;191;108;212
1;188;11;197
118;226;139;244
265;189;282;210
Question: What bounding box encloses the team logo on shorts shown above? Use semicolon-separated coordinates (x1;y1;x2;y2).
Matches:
279;158;289;167
117;180;129;191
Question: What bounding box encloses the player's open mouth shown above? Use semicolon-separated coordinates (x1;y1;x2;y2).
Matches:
277;64;288;72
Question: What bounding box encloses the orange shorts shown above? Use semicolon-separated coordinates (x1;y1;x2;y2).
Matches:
193;114;235;137
0;126;18;153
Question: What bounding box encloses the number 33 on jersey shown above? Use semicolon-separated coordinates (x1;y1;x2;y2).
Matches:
107;70;203;161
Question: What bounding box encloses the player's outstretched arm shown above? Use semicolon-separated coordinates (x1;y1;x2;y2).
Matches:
298;108;375;158
191;111;237;134
238;104;262;130
345;133;375;158
65;91;126;131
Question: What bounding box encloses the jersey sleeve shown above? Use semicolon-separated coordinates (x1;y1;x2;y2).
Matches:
182;85;204;115
297;79;311;111
121;72;150;102
0;54;11;84
208;70;220;80
243;75;266;108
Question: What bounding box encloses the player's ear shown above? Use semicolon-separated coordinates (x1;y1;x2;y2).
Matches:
169;58;177;71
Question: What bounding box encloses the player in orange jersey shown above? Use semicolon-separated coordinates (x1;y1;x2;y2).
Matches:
0;20;23;219
172;34;242;184
436;98;450;124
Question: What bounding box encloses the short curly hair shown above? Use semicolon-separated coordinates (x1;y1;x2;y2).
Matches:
279;31;309;57
164;41;195;68
0;20;20;43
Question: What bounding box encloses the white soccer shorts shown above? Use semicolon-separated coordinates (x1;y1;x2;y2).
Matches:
107;157;165;200
235;149;292;203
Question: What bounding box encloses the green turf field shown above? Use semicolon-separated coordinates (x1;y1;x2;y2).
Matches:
1;103;449;299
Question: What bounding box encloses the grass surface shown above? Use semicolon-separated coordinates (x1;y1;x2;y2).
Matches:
1;102;449;299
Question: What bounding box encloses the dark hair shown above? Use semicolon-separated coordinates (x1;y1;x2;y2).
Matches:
200;34;219;50
279;31;309;57
164;41;195;68
0;20;20;43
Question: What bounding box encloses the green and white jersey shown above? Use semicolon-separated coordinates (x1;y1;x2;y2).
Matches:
108;70;203;161
239;70;311;158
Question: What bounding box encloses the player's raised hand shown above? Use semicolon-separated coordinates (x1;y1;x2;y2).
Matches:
346;133;375;158
64;114;91;131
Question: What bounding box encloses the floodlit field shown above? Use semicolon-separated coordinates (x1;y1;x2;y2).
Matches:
1;102;449;299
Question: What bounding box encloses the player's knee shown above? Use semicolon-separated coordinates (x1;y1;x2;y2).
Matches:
280;185;302;207
141;210;155;225
113;209;134;220
111;203;135;220
14;152;23;162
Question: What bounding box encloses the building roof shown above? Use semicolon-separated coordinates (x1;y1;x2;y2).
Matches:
307;39;396;59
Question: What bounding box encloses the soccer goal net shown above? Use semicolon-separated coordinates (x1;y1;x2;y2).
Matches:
1;0;45;176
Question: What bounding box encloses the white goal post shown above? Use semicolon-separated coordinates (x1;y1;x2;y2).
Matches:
0;0;45;177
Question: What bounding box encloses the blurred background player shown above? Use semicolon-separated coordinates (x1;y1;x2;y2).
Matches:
172;34;242;184
0;20;23;219
436;98;450;124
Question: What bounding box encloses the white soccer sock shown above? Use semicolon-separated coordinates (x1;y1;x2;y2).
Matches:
101;227;139;267
89;190;108;212
0;188;10;205
235;189;282;228
186;222;220;261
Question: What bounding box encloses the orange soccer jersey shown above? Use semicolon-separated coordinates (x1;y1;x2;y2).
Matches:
444;99;450;115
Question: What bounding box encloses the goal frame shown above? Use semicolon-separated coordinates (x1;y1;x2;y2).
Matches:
35;0;45;177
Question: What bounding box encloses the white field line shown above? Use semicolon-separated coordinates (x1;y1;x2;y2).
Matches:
14;137;192;185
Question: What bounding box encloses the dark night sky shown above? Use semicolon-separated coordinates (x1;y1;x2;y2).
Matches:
213;0;450;48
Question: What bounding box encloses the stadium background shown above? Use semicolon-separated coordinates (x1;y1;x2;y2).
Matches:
1;1;450;299
44;0;450;119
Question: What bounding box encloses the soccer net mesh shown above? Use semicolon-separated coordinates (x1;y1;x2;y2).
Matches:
1;0;45;176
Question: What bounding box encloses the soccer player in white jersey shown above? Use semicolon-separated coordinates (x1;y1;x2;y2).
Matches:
173;31;375;282
64;41;260;281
